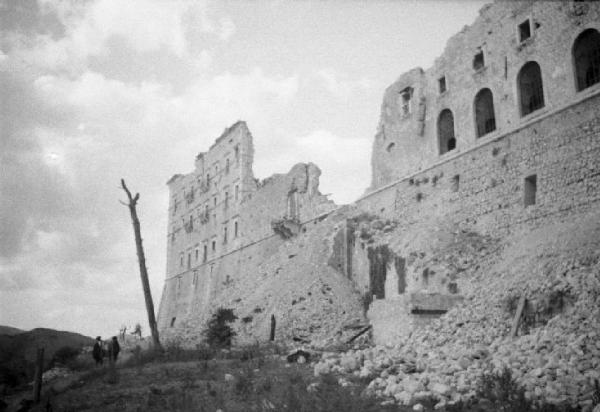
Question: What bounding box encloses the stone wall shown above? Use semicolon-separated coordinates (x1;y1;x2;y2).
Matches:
360;92;600;240
370;0;600;190
157;122;337;343
157;0;600;348
359;0;600;344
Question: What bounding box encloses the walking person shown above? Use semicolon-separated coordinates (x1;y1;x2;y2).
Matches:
109;336;121;363
92;336;104;366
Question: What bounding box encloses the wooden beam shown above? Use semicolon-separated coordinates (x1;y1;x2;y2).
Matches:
346;325;372;344
510;295;527;338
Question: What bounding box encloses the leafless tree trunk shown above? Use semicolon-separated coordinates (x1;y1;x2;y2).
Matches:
120;179;162;351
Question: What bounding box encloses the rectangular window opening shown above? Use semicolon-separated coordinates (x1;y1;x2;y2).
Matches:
399;87;413;117
519;19;531;42
473;51;485;71
524;174;537;207
451;175;460;192
438;76;447;94
170;317;176;327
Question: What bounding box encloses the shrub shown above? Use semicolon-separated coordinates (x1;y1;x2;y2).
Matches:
234;368;254;398
446;367;580;412
476;367;530;411
53;346;80;365
202;308;237;348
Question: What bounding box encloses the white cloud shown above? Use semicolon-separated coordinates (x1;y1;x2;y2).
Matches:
254;130;371;204
1;64;301;326
218;17;236;41
79;0;189;56
314;68;375;99
11;0;234;72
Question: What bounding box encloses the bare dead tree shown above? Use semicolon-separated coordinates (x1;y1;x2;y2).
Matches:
120;179;162;351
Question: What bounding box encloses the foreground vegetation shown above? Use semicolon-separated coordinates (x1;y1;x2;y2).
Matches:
42;343;408;412
5;309;594;411
23;342;590;412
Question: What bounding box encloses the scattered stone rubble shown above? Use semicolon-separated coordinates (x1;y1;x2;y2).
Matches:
41;365;73;384
314;212;600;411
173;208;367;347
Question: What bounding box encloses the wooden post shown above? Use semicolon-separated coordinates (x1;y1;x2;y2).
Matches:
346;325;372;344
269;315;276;341
510;295;527;338
33;347;44;403
121;179;162;352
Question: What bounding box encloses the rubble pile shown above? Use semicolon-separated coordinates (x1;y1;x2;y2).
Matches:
41;365;73;383
211;208;366;346
315;211;600;411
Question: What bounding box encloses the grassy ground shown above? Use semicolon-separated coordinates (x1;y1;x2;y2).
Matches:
31;345;424;412
11;344;589;412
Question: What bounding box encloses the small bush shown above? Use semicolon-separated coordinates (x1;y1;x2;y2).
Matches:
234;368;254;398
122;345;164;368
202;308;237;348
53;346;80;365
238;343;261;362
446;367;580;412
476;367;530;411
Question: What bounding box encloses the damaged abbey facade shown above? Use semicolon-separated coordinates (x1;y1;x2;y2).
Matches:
157;1;600;345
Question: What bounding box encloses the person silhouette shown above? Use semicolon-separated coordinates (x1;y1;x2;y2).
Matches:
92;336;103;366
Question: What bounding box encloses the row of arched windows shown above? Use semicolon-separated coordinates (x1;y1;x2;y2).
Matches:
437;28;600;155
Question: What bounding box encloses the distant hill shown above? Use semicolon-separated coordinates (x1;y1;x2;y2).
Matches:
0;327;95;388
0;325;25;336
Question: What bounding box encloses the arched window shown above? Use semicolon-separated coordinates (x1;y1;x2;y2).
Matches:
474;88;496;137
573;29;600;91
518;61;545;116
438;109;456;155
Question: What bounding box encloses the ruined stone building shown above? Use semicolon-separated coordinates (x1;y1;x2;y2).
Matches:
157;1;600;345
157;122;340;342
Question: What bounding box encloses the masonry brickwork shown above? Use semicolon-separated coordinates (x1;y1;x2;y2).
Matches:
157;0;600;347
357;0;600;344
157;121;339;343
370;1;600;190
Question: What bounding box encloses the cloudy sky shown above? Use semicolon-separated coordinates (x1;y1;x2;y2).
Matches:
0;0;487;338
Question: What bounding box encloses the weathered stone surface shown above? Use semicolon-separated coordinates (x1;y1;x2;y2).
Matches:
159;2;600;411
